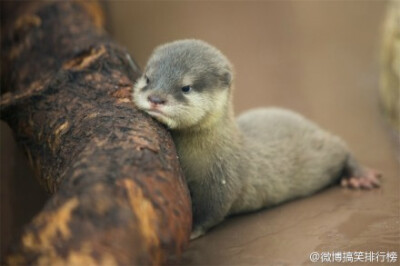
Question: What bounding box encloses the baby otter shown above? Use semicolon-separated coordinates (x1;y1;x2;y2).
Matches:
133;39;381;239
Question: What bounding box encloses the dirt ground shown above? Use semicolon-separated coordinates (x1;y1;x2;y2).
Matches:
1;1;399;265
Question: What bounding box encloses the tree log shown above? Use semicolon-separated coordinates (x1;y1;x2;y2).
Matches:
0;1;192;265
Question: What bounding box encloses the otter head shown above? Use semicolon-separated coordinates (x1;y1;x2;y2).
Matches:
133;39;233;130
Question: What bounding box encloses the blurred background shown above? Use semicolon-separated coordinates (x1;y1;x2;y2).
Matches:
1;1;399;264
107;1;385;120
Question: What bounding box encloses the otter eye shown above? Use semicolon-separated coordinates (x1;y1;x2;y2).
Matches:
145;75;150;84
181;85;192;93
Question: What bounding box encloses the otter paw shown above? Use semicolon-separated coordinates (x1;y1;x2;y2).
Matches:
190;227;206;240
341;168;382;189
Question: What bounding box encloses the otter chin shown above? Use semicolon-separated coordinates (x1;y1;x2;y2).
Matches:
146;110;179;129
132;39;381;239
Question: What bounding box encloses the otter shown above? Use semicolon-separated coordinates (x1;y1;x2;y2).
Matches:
132;39;381;239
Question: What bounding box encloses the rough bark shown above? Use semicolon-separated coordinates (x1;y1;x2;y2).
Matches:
0;1;192;265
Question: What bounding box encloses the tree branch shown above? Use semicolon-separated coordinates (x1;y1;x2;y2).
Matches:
1;1;192;265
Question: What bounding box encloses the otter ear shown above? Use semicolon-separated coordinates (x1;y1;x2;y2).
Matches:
221;71;232;88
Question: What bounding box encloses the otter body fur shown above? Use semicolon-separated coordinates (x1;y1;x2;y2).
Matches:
133;39;380;239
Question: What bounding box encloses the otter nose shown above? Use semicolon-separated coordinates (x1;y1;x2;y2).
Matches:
148;95;166;105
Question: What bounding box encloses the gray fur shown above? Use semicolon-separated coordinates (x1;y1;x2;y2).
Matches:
144;39;231;97
132;39;363;239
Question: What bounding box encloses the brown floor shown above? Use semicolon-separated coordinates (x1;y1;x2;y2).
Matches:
1;1;398;265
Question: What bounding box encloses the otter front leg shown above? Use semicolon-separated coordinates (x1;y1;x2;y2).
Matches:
189;179;234;240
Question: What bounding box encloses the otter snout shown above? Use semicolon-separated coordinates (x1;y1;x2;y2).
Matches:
148;95;167;105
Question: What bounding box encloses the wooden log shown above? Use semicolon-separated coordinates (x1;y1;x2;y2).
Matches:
0;1;192;265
